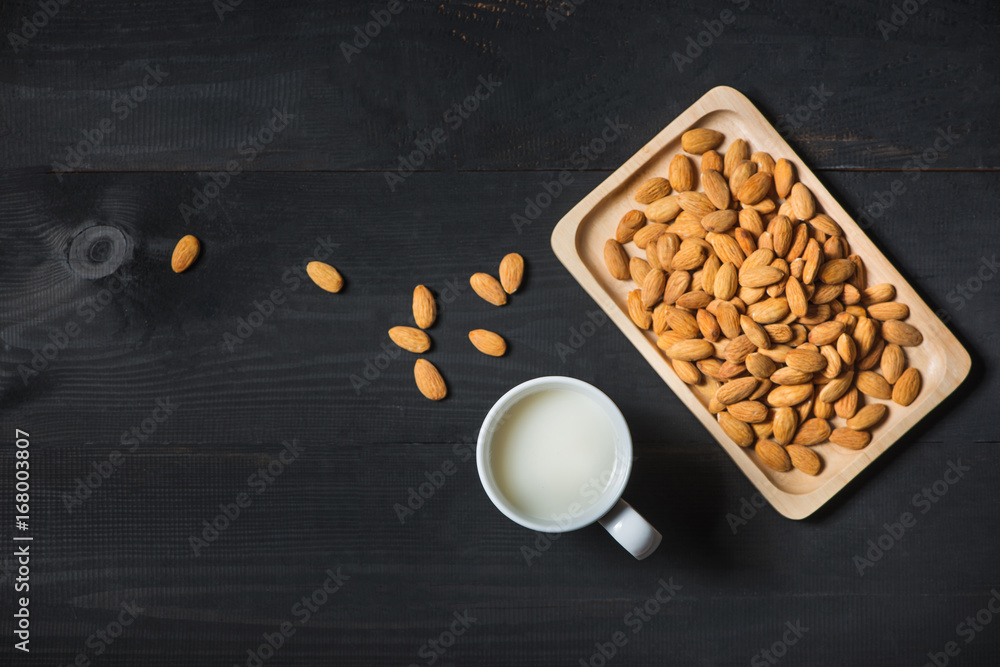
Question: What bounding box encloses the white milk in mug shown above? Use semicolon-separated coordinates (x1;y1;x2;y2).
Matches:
489;388;619;524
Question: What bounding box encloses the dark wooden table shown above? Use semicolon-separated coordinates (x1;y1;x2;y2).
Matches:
2;1;998;665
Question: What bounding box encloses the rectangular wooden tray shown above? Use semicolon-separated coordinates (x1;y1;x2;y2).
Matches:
551;86;970;519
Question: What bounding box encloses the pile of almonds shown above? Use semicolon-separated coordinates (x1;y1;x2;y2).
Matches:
605;128;923;476
393;253;524;401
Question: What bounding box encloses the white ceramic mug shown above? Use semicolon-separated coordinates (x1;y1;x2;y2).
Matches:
476;376;661;560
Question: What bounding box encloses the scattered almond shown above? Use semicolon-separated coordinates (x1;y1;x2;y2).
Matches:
413;285;436;329
306;261;344;293
470;273;507;306
469;329;506;357
414;359;447;401
171;235;200;273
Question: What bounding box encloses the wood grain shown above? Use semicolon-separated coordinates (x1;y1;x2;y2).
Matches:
0;1;998;171
1;0;999;664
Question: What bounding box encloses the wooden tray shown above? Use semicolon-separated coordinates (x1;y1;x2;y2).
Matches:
551;86;970;520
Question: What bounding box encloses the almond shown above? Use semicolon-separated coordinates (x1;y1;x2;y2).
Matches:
470;273;507;306
723;138;750;178
853;317;879;358
801;238;823;285
772;406;797;445
785;348;827;373
389;326;431;353
784;223;810;262
672;359;703;384
867;302;909;321
834;387;859;419
809;213;842;237
746;297;790;324
728;160;756;196
756;440;792;472
881;343;906;384
862;283;896;305
665;339;715;361
814;398;835;419
656;233;680;270
662;270;691;305
892;367;921;406
414;359;447;401
719;412;755;447
666;307;700;339
718;360;748;380
818;259;855;285
882;320;923;347
468;329;506;357
848;254;867;291
681;128;724;154
787;444;821;475
630;257;652;285
171;234;200;273
616;210;647;244
739;266;785;289
785;275;809;318
657;331;685;353
645;197;681;223
774;159;796;199
743;248;776;271
306;261;343;293
728;400;769;423
715;377;760;405
671;243;706;271
745;352;777;379
634;177;672;204
740;314;772;350
818;370;854;403
677;191;716;218
604;239;630;280
628;290;651;330
715;301;741;338
847;404;888;431
808;321;846;346
791;418;831;446
767;383;813;407
751;151;776;175
702;169;730;209
737;172;772;205
714;262;739;301
830;427;871;450
500;253;524;294
837;332;857;365
641;269;666;309
676;290;712;310
709;233;746;268
770;216;793;257
634;222;670;248
701;209;738;233
763;323;794;344
412;285;436;329
857;338;885;371
701;150;724;173
788;182;816;220
740;209;765;239
821;343;844;378
652;303;670;335
669;154;696;192
724;334;757;364
856;370;893;400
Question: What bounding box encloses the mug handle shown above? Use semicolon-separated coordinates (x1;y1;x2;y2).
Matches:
598;499;662;560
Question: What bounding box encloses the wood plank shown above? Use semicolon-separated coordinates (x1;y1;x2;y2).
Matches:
1;169;996;446
0;0;997;171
